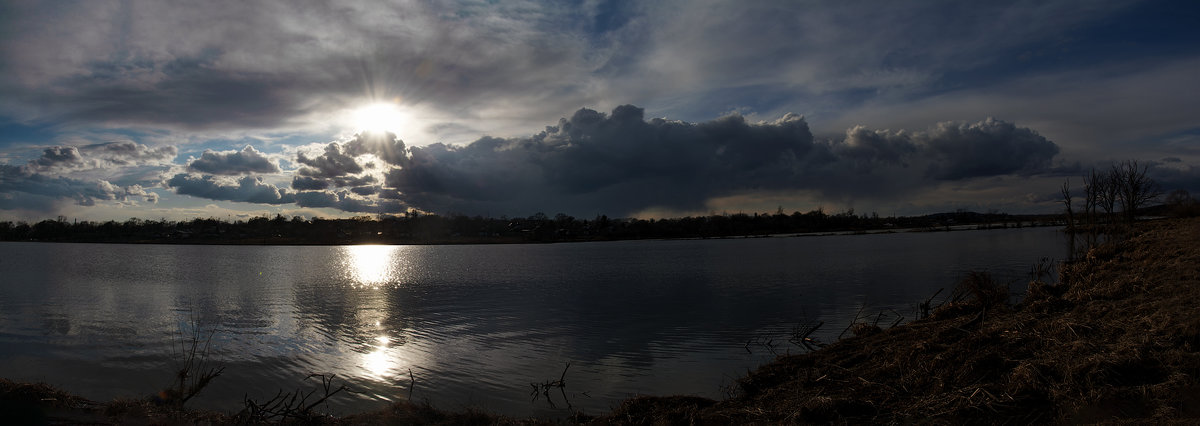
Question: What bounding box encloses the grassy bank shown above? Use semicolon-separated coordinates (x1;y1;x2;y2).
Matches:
602;217;1200;424
5;218;1200;424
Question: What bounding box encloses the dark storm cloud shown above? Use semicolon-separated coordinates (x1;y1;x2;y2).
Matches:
832;119;1060;180
920;119;1060;180
165;173;294;205
0;164;154;208
377;105;1060;216
834;126;918;171
187;145;280;175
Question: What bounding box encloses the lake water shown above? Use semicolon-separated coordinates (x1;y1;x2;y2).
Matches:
0;227;1066;417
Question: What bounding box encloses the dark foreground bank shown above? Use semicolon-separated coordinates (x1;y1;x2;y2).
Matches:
5;217;1200;424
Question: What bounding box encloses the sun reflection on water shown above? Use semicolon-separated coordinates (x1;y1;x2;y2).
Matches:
361;335;418;380
341;245;398;287
362;343;398;379
333;244;426;383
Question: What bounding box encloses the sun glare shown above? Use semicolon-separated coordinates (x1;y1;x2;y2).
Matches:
342;245;397;286
353;102;408;135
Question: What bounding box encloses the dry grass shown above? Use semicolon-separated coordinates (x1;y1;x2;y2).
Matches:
589;217;1200;424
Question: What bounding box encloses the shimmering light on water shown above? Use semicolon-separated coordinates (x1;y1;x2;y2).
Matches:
362;344;397;379
342;245;398;287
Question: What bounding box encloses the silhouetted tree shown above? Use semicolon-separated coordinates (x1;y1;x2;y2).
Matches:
1060;178;1075;229
1098;169;1120;224
1112;160;1161;223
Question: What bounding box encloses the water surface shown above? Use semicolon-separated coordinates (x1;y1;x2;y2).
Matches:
0;227;1065;417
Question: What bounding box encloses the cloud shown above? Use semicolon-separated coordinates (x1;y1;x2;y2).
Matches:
84;141;178;166
296;143;363;178
1147;161;1200;194
0;164;155;209
344;132;408;165
294;190;402;214
165;173;295;205
291;175;329;191
349;185;377;196
834;118;1060;180
290;173;377;191
377;105;1061;216
28;141;177;172
921;119;1059;179
0;141;168;213
0;1;606;136
331;175;375;187
2;102;1067;218
188;145;280;175
31;146;87;171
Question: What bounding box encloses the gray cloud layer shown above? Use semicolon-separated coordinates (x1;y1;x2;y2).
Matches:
2;1;1141;141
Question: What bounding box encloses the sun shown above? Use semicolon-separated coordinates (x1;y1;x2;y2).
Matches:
352;102;408;135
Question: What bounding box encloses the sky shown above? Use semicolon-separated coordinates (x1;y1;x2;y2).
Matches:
1;0;1199;222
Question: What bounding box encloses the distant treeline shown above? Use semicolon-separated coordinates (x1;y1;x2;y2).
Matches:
0;209;1061;245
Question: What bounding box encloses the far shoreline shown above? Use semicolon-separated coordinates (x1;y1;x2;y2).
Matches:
0;217;1065;247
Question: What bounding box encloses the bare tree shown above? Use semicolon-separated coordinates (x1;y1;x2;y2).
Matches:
1061;178;1074;229
1082;168;1102;227
1098;168;1119;224
1112;160;1162;223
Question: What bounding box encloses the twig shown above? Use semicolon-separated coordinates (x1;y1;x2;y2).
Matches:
239;374;351;422
839;304;868;340
530;362;573;410
920;288;944;319
888;308;905;328
407;368;416;400
789;321;825;351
